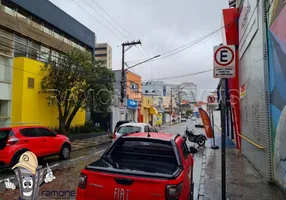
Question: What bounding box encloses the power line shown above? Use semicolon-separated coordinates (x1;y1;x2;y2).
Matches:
88;0;161;76
127;18;239;64
150;29;223;62
71;0;123;41
83;0;130;40
147;69;213;81
90;0;136;40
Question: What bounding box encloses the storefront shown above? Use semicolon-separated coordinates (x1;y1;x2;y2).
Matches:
150;106;158;126
127;98;138;122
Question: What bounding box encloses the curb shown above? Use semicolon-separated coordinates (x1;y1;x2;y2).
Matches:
71;140;112;152
197;153;207;200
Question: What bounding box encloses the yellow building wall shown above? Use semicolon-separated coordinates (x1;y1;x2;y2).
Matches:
11;57;85;128
142;96;154;124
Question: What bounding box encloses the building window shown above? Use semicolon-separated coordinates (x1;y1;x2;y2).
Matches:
31;19;41;30
0;29;13;56
152;90;156;93
14;35;27;57
28;77;35;89
42;25;52;35
40;45;50;62
145;90;148;93
64;37;70;45
28;40;40;60
16;11;27;21
130;82;139;93
4;6;16;16
95;54;107;57
95;47;107;51
53;32;63;41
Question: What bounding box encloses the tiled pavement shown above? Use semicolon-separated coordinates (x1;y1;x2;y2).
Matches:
71;134;112;151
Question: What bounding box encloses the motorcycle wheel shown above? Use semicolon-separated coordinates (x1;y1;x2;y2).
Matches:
197;139;205;146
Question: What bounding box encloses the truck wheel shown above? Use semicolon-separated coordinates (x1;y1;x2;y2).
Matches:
59;145;71;160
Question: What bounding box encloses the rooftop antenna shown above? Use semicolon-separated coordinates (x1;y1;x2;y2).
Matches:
147;126;151;137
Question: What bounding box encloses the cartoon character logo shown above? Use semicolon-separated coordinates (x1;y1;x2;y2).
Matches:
4;151;56;200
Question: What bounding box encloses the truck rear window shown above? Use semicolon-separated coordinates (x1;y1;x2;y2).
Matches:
110;139;177;165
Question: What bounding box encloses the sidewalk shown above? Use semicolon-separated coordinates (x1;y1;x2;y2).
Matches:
199;148;286;200
70;134;112;151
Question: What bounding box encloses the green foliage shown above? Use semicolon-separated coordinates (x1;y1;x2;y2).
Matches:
41;48;115;133
186;109;193;116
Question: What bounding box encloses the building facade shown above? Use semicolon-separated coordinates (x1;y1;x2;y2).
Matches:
220;0;286;192
0;0;96;127
126;71;141;122
95;43;112;69
142;81;164;96
179;82;197;103
12;57;85;128
112;70;142;125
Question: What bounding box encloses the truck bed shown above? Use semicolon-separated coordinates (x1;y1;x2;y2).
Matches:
86;154;181;178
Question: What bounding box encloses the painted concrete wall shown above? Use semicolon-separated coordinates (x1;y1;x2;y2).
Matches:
11;57;85;128
268;0;286;190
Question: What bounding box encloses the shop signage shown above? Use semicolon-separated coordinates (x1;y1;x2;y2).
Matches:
127;99;138;110
239;0;258;59
213;45;236;78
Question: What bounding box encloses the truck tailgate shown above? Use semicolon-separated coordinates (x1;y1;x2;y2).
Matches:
83;171;168;200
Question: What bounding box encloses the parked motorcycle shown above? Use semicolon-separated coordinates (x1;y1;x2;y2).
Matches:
184;127;207;147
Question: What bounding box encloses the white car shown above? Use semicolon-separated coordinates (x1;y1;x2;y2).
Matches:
195;117;204;127
113;123;157;141
181;117;187;122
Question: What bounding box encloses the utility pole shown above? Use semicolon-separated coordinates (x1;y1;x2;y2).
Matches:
170;87;173;125
121;40;141;103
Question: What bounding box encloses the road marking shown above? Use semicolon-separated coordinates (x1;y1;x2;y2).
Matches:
0;149;106;183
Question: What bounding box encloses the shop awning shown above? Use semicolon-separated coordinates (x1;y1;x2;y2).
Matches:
150;107;158;115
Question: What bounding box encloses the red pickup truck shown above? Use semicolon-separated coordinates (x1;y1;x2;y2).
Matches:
76;132;197;200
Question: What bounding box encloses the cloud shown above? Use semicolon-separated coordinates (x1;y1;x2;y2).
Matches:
49;0;228;91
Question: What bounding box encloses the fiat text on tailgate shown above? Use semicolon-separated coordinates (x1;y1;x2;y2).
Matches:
76;132;197;200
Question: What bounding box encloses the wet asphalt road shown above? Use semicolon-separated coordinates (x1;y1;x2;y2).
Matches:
0;120;206;200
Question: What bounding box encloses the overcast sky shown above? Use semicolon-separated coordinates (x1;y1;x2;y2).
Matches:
49;0;228;98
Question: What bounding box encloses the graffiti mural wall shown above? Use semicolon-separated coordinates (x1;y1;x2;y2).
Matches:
268;0;286;190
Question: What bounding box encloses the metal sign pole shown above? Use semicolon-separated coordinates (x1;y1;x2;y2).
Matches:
213;45;235;200
211;109;219;150
221;80;226;200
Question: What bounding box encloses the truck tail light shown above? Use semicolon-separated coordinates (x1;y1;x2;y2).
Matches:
6;137;19;146
78;174;87;189
113;133;116;140
166;182;183;200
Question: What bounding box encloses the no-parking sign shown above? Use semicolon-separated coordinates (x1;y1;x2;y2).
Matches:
213;45;236;78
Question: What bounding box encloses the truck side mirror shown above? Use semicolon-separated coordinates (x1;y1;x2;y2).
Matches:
189;147;198;154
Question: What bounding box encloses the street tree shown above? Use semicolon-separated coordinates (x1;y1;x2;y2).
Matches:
41;48;115;133
186;109;193;116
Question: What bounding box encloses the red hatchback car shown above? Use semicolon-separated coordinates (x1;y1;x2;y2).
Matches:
0;126;71;168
